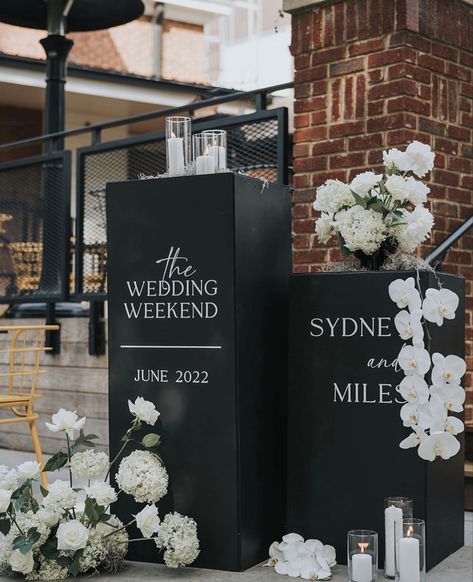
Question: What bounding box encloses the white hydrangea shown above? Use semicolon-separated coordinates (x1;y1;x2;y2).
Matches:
313;179;354;213
395;206;434;252
25;557;68;581
116;450;168;504
79;515;128;574
315;212;334;244
335;206;387;255
71;449;109;479
43;480;77;513
0;466;18;491
156;512;200;568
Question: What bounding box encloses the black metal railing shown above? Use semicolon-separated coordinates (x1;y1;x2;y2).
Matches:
0;82;293;353
425;215;473;269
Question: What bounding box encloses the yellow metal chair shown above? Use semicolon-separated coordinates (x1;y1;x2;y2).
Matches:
0;325;59;488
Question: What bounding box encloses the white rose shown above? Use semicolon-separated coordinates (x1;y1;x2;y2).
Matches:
0;488;12;513
37;507;60;527
135;504;161;538
128;397;160;426
406;177;429;206
404;141;435;177
395;206;434;253
45;408;86;439
17;461;41;481
315;212;333;244
385;174;408;201
383;148;406;170
350;171;383;196
85;481;117;507
9;549;34;574
56;520;89;551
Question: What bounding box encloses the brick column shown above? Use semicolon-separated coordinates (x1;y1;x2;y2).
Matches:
285;0;473;422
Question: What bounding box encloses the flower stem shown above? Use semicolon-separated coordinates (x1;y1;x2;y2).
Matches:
7;510;25;537
65;433;77;519
105;421;137;480
102;518;135;539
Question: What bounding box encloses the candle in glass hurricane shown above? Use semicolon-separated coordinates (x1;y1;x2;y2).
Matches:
352;543;372;582
398;527;420;582
193;133;216;175
166;116;191;176
384;497;413;579
202;129;227;171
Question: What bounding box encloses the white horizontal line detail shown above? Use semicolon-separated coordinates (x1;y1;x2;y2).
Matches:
120;345;222;350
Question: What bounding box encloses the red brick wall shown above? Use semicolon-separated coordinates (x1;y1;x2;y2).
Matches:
289;0;473;424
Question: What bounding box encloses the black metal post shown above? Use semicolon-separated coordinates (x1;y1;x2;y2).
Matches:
40;1;74;354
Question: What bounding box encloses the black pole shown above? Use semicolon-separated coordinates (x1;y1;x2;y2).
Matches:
40;1;74;353
40;35;74;147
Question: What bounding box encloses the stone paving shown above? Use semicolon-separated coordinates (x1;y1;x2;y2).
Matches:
1;449;472;581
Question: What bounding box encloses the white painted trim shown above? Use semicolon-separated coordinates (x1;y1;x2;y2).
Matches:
0;65;198;107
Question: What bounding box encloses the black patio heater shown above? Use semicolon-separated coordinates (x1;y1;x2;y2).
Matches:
0;0;144;352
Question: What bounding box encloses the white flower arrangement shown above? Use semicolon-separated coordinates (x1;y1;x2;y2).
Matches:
0;396;199;579
313;141;435;269
265;533;336;580
388;277;466;461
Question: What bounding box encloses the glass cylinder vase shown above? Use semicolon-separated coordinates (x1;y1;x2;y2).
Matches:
166;116;191;176
202;129;227;171
396;519;426;582
384;497;413;579
348;530;378;582
193;133;216;175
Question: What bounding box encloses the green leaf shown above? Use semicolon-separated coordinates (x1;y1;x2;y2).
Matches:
56;556;72;567
368;200;384;213
40;537;59;560
12;535;25;551
43;451;69;472
142;433;160;448
351;190;367;208
98;513;111;523
68;549;84;577
0;518;11;536
27;527;40;546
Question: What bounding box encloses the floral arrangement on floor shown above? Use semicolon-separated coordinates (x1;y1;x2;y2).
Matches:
265;533;336;580
389;276;466;461
313;141;435;270
0;397;199;579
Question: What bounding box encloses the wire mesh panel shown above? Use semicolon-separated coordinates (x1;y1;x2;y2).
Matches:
0;153;71;303
75;108;288;299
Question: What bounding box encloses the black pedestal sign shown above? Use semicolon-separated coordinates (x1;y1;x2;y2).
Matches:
106;174;291;571
287;271;465;571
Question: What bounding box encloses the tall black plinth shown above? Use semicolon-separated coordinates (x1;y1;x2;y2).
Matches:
286;270;465;571
106;174;291;571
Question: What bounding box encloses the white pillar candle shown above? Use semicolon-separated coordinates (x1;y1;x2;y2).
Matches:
399;535;420;582
195;155;216;175
167;136;185;176
352;551;372;582
208;145;226;170
385;505;403;577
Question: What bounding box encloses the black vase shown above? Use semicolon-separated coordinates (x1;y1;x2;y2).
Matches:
354;238;398;270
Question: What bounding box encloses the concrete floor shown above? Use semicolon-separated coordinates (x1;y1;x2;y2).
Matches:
1;449;472;581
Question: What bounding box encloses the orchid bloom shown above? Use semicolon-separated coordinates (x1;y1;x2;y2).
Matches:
399;426;427;449
418;431;460;461
389;278;421;312
429;384;465;413
397;345;430;377
398;376;429;405
394;309;424;345
431;353;466;386
422;288;459;326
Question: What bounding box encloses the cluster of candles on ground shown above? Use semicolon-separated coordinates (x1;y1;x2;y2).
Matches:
348;497;425;582
165;116;227;176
